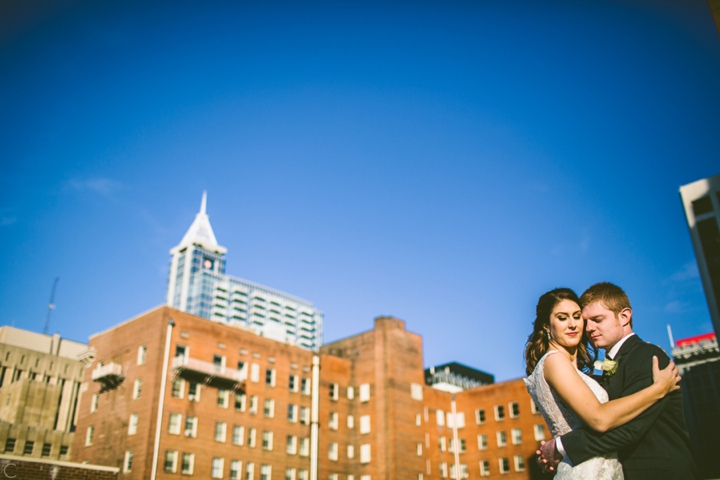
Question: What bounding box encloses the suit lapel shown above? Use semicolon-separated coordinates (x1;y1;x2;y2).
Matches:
602;334;642;400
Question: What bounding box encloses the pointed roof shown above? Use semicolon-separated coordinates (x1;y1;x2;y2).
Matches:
171;191;227;255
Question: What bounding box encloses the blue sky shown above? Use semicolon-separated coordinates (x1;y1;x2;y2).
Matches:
1;0;719;381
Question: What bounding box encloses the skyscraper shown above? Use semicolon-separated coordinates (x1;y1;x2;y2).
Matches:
166;193;323;350
680;173;720;336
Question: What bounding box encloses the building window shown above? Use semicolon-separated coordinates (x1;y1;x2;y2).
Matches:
494;405;505;421
448;411;465;428
288;404;298;422
416;413;422;426
266;368;276;386
245;463;255;480
450;464;468;479
479;460;490;477
262;431;274;450
123;451;133;473
215;422;227;442
4;438;15;454
264;399;275;418
534;424;546;441
347;445;355;459
300;406;310;425
185;416;198;437
530;398;540;415
137;345;147;365
249;395;258;415
286;468;297;480
449;438;466;453
230;460;242;480
360;444;371;464
250;363;260;383
41;443;52;457
289;374;298;392
347;386;355;399
298;471;308;480
440;462;448;478
360;415;371;434
248;428;257;448
301;377;310;395
439;436;446;452
91;393;99;413
181;453;195;475
235;393;247;411
211;458;224;479
436;409;445;426
218;389;230;408
59;445;69;457
475;408;485;424
133;378;142;399
329;412;339;430
164;450;178;473
299;437;310;456
168;413;182;435
329;383;339;400
286;435;298;454
128;413;138;435
171;379;185;398
477;434;487;450
347;415;354;428
329;442;338;461
498;457;510;474
514;455;525;472
511;428;522;445
188;382;201;402
359;383;370;402
85;427;94;446
260;465;272;480
416;443;422;456
497;430;507;447
411;383;423;400
509;402;520;418
233;425;245;446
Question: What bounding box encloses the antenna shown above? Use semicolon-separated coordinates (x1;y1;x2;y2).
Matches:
666;324;675;348
43;277;59;335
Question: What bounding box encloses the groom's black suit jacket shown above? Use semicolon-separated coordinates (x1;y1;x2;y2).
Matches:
561;334;701;480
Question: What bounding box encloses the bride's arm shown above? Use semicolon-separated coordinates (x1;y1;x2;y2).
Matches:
543;353;679;432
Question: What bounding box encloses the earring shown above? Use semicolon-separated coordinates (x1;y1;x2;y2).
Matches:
546;331;551;341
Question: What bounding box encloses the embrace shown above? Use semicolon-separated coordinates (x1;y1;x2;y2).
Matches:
524;282;701;480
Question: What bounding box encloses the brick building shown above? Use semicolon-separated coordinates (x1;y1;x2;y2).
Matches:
73;307;546;479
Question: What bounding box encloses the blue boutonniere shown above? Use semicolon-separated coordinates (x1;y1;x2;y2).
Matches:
594;358;619;377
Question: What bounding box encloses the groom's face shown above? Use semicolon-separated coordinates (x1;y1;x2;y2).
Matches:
583;301;626;350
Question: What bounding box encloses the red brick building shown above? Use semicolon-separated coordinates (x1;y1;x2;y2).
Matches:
73;307;546;479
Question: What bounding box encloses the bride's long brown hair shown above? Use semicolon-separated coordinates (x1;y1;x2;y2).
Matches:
524;287;596;376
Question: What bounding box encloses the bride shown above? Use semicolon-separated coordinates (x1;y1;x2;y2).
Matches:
523;288;680;480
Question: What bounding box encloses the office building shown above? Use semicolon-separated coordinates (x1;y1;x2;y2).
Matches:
73;307;545;479
166;193;324;350
679;173;720;336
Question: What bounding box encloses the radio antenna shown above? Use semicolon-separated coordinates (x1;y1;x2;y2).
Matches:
43;277;59;335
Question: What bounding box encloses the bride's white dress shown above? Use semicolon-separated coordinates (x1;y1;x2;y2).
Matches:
524;350;624;480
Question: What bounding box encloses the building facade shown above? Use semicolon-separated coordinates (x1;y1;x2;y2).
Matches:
0;326;91;461
73;307;546;479
166;193;324;350
679;173;720;336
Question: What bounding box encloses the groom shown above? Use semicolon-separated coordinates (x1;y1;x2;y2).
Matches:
538;282;700;480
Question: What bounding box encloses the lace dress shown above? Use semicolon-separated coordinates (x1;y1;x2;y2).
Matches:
524;350;624;480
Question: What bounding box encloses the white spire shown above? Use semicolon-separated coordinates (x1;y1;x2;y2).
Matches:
170;191;227;255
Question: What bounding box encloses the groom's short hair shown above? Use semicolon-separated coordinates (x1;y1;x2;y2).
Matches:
580;282;633;327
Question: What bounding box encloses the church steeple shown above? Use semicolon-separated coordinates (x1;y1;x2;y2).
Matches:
170;191;227;255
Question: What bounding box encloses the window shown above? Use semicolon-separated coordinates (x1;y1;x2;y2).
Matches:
497;430;507;447
359;383;370;402
300;406;310;425
289;374;298;392
347;386;354;399
477;434;487;450
286;468;297;480
215;422;227;442
41;443;52;457
498;457;510;474
133;378;142;399
128;413;138;435
450;464;468;479
449;438;466;453
91;393;99;413
137;345;147;365
249;395;258;415
212;458;224;479
260;465;272;480
329;383;339;400
288;404;298;422
347;445;355;458
329;442;338;461
360;444;371;464
415;413;422;426
479;460;490;477
188;382;201;402
436;409;445;426
440;462;448;478
299;437;310;456
347;415;354;428
264;399;275;418
693;196;714;216
447;412;465;428
266;368;276;386
411;382;423;400
475;408;485;424
169;413;182;435
301;377;310;395
298;471;309;480
286;435;298;454
534;424;546;441
172;379;185;398
4;438;15;454
230;460;242;480
233;425;245;446
439;436;446;452
213;354;225;372
185;416;198;437
235;393;247;411
248;428;257;448
85;427;94;446
175;345;187;358
530;398;540;415
59;445;69;457
164;450;178;473
511;428;522;445
514;455;525;472
218;389;230;408
494;405;505;421
360;415;371;434
250;363;260;383
416;443;422;456
509;402;519;418
262;431;273;450
329;412;338;430
123;451;133;473
245;462;255;480
181;453;195;475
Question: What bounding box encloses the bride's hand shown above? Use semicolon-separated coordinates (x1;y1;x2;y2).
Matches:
652;356;681;395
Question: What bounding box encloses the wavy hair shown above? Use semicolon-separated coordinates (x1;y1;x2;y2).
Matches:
524;288;596;376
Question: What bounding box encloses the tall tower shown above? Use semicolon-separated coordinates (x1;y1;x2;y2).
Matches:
166;193;324;350
679;173;720;336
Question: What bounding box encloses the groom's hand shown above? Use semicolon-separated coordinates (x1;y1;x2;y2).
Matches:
536;438;562;473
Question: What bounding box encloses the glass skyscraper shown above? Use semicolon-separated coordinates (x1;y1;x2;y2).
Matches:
166;192;323;350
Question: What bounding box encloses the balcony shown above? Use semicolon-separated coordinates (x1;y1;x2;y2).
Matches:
171;356;246;390
92;362;124;391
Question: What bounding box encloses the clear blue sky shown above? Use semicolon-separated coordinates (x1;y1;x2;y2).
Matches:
1;0;719;381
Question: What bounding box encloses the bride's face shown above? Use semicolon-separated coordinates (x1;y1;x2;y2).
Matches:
547;299;583;350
